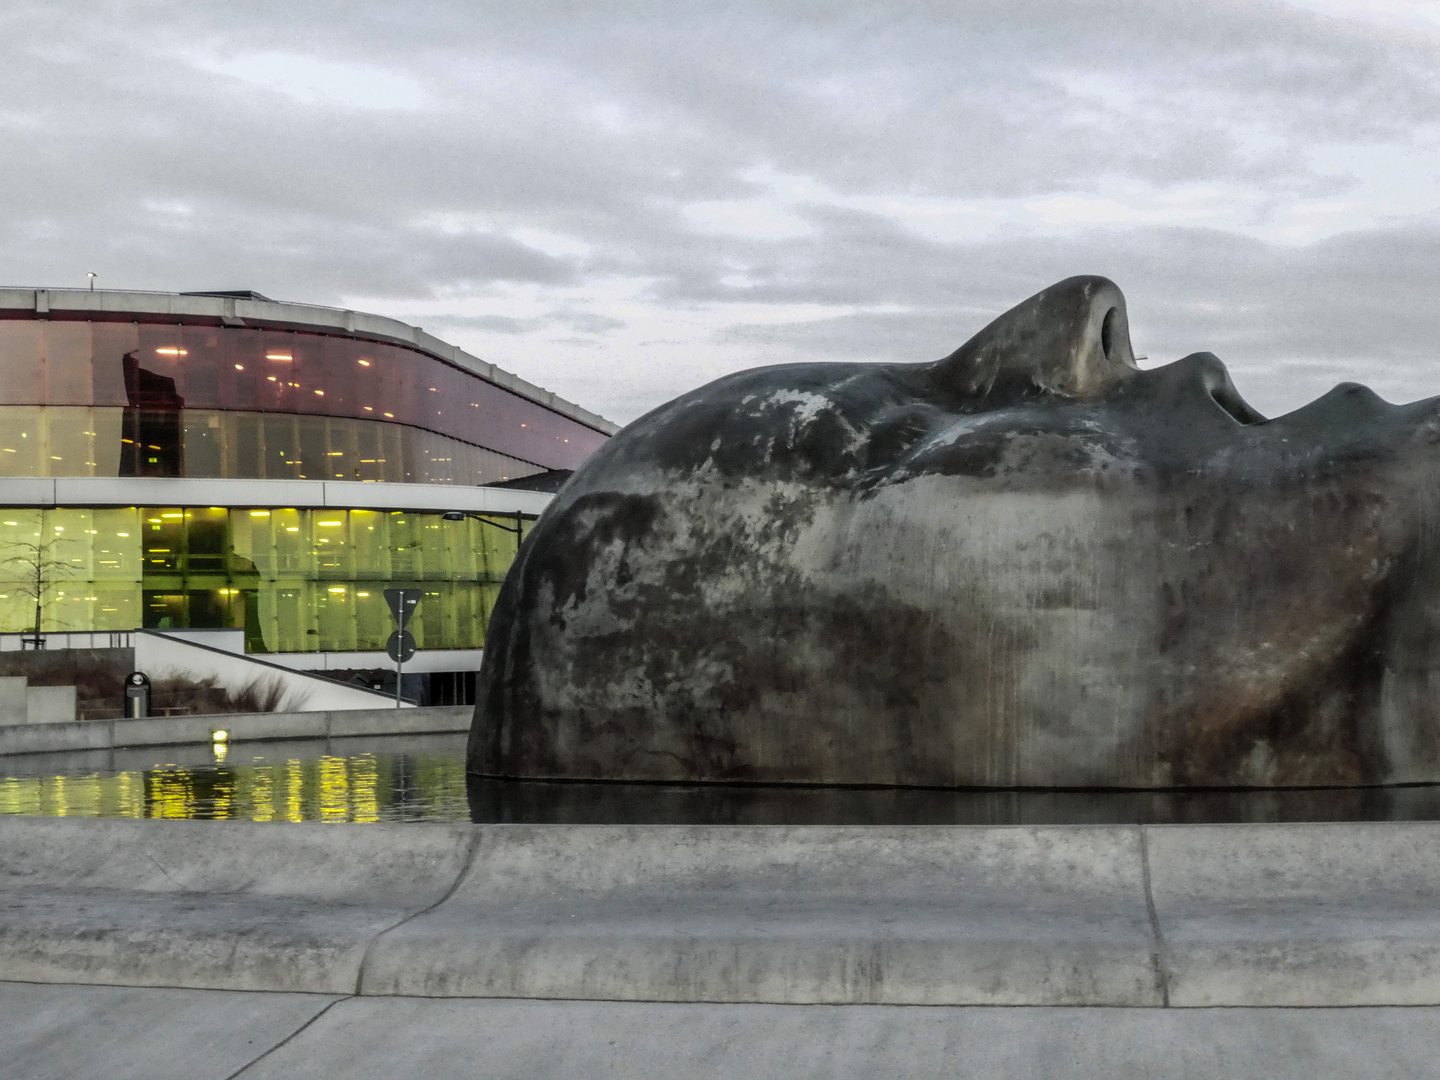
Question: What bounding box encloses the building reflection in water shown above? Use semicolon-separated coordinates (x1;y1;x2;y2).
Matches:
0;740;468;823
9;730;1440;824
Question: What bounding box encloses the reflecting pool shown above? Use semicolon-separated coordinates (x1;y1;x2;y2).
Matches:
6;733;1440;824
0;734;469;823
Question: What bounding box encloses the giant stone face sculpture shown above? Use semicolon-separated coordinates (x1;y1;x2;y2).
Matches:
470;276;1440;789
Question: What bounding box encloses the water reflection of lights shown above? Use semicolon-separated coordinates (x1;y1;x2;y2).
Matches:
319;756;349;821
0;748;467;823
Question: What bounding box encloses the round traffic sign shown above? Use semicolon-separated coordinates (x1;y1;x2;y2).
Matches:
386;630;416;664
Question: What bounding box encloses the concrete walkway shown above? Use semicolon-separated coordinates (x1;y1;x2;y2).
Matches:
9;817;1440;1074
7;981;1440;1079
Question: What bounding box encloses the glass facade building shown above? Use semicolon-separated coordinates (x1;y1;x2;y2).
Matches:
0;406;541;486
0;507;528;652
0;288;614;661
0;318;608;481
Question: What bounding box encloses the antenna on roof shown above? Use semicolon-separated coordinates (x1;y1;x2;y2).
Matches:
86;272;96;292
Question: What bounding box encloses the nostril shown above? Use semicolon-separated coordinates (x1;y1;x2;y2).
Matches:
1100;307;1118;363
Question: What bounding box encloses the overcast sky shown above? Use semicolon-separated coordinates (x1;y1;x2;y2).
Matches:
6;0;1440;423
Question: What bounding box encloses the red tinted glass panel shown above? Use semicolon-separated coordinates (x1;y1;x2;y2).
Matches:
0;323;42;403
0;320;609;469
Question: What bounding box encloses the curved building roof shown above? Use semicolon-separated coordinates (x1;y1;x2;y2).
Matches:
0;287;616;487
0;287;616;436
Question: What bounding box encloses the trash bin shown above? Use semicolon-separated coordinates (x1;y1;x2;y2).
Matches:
124;672;150;719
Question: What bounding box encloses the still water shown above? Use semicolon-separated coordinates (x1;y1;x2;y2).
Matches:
7;733;1440;824
0;734;471;823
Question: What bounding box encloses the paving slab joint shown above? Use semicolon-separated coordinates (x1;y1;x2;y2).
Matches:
221;994;351;1080
1139;824;1172;1007
354;826;485;996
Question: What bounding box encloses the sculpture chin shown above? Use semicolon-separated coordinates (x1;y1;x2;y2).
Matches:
470;275;1440;790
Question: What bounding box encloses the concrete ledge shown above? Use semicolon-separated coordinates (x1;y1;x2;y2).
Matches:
1148;822;1440;1006
6;819;1440;1006
0;704;472;756
362;824;1160;1005
0;720;111;756
0;817;476;993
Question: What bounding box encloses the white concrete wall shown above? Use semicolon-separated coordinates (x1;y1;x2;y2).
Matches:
152;629;245;655
0;678;76;727
0;677;26;725
133;631;405;712
24;685;75;725
0;704;471;755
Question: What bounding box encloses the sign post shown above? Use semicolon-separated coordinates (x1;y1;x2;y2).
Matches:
383;588;420;708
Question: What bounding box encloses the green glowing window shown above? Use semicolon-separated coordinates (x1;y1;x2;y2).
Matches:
0;506;529;652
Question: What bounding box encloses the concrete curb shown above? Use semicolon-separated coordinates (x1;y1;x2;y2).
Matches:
3;818;1440;1006
362;824;1160;1005
0;817;476;994
0;704;473;757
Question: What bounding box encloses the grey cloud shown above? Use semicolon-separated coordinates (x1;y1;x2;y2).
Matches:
563;312;627;334
425;314;547;335
713;218;1440;420
425;309;626;337
4;0;1440;422
8;0;1436;227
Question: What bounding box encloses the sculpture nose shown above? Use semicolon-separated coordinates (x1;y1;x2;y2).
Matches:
932;275;1139;404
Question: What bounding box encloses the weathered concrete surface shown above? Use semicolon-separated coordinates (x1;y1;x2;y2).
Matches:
0;703;471;757
363;824;1159;1005
0;717;109;756
0;678;23;724
23;685;75;726
472;274;1440;789
0;982;339;1080
0;679;77;728
1149;821;1440;1006
0;817;475;993
8;983;1440;1080
329;705;471;739
9;819;1440;1006
237;998;1440;1080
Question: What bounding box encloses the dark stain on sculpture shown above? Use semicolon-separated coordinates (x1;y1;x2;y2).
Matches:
471;275;1440;789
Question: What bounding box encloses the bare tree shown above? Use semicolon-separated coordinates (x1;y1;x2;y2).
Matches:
1;511;77;646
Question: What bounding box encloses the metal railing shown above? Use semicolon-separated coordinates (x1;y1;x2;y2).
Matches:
0;630;134;652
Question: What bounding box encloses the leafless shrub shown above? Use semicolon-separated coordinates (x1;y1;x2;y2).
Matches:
146;673;292;716
224;674;290;714
0;651;294;718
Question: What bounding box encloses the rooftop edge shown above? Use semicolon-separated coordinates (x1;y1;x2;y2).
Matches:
0;287;620;437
